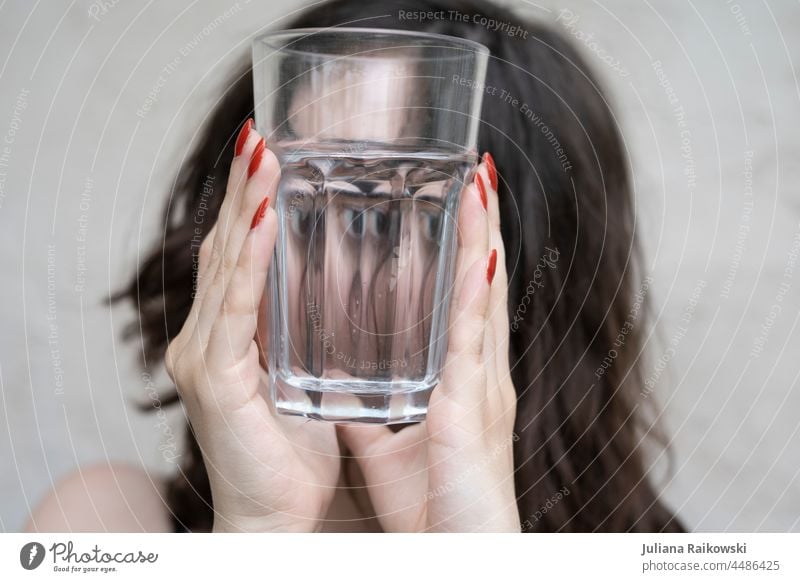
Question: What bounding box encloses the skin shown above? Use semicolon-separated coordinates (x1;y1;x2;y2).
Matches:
26;126;518;533
336;168;518;532
24;463;171;533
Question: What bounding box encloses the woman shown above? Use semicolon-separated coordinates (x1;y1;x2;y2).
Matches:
27;0;684;533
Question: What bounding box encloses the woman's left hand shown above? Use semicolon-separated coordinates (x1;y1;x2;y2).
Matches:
338;157;520;532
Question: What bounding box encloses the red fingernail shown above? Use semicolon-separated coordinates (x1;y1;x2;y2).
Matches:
486;249;498;285
475;173;488;211
235;118;253;157
250;196;270;229
247;138;266;178
483;151;498;191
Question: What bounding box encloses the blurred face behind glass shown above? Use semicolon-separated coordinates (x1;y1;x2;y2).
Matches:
287;53;418;142
257;54;438;384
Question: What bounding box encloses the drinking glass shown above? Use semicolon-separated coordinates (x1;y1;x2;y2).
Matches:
252;27;489;423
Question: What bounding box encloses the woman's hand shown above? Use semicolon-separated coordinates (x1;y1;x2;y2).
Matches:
165;121;340;532
338;157;520;532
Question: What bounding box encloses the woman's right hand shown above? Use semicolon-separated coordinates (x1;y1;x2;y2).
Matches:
164;121;341;532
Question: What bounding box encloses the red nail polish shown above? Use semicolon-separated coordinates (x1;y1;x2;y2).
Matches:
235;118;253;157
483;151;498;191
247;138;266;178
486;249;498;285
250;196;270;229
475;173;488;210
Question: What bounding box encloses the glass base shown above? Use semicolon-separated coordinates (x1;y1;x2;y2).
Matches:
271;376;434;424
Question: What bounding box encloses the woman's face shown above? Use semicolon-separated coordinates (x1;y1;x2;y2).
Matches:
286;55;418;142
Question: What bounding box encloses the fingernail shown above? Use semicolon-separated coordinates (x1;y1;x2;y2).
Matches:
487;249;498;285
475;173;488;211
235;118;253;157
247;138;266;178
483;151;498;191
250;196;270;229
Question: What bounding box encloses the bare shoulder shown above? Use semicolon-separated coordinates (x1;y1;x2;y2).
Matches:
24;463;173;533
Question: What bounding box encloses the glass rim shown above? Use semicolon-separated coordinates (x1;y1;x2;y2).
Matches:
252;27;490;61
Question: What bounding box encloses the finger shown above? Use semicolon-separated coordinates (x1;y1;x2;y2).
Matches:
182;222;217;332
166;223;216;372
480;152;517;423
206;204;278;369
168;121;267;378
336;422;427;493
206;119;260;277
451;170;490;307
196;137;281;346
434;249;496;412
484;319;501;415
336;424;395;459
189;119;259;320
480;154;511;377
488;247;515;415
213;138;279;293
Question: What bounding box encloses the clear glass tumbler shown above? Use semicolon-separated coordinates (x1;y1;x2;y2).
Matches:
252;27;489;423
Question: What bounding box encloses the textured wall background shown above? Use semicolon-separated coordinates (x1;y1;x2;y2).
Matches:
1;0;798;531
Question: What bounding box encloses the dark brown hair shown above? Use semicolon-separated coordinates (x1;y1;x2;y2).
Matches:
114;0;684;532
